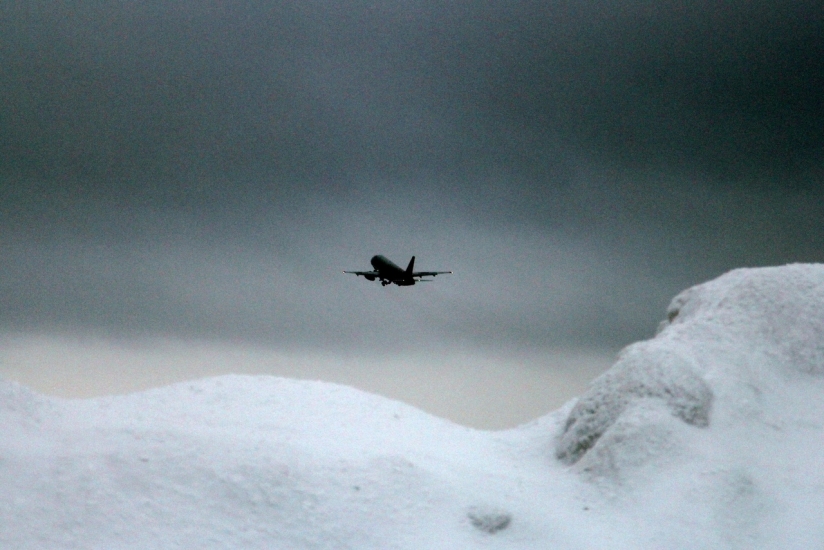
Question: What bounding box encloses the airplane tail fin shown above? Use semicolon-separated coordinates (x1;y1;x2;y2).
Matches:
405;256;415;275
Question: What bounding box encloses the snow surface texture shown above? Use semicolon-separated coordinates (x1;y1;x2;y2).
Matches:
3;264;824;549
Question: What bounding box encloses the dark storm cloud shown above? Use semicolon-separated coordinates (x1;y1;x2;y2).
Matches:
481;0;824;181
3;0;822;187
2;0;823;356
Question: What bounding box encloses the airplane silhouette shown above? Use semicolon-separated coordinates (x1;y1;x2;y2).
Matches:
344;255;452;286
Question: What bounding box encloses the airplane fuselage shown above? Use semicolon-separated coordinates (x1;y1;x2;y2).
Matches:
370;255;416;285
344;255;451;287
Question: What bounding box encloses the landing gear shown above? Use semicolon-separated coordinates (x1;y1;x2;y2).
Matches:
381;280;390;286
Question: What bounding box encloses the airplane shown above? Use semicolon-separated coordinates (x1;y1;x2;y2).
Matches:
344;255;452;286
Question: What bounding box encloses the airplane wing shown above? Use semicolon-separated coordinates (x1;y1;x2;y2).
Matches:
412;271;452;277
343;270;380;277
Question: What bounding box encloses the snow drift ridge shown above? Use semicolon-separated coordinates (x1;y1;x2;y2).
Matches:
557;264;824;481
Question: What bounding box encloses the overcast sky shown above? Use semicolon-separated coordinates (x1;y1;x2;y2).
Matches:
1;0;823;427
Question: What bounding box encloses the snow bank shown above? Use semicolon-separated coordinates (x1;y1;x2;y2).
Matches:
556;343;714;465
555;264;824;546
3;264;824;549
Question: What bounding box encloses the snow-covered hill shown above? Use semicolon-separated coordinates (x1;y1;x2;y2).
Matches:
3;264;824;549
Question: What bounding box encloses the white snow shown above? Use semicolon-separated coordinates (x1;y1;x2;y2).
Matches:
3;264;824;549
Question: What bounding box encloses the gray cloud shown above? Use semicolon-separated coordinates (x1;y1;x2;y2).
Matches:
3;1;822;185
1;0;823;383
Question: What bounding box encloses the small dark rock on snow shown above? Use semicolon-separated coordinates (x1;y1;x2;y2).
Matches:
467;507;512;534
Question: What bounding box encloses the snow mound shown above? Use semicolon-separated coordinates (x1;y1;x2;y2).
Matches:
662;263;824;377
556;342;713;465
3;264;824;549
557;264;824;481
